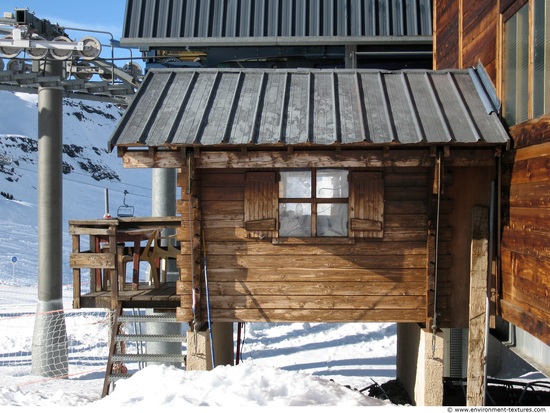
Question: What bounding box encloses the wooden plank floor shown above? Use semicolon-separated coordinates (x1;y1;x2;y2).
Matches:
77;282;180;309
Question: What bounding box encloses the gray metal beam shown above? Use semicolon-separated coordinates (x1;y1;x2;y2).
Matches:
124;35;433;49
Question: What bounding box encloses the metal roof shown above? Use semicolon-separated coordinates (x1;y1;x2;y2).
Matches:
109;67;510;150
121;0;433;47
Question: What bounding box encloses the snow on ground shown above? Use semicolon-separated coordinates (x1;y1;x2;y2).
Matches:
0;293;397;408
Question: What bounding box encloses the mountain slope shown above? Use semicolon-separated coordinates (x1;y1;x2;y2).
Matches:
0;90;151;285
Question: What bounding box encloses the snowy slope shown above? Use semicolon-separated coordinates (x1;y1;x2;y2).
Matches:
0;90;152;286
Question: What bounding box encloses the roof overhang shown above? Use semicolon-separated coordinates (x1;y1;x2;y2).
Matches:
122;35;433;49
109;66;510;161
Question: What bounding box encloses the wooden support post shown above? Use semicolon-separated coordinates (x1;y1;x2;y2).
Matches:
177;153;203;326
72;234;81;309
466;206;489;406
91;235;100;292
109;231;118;310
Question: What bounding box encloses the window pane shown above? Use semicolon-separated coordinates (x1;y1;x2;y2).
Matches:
317;203;348;237
279;171;311;198
503;5;529;125
316;169;349;198
534;0;550;118
279;203;312;237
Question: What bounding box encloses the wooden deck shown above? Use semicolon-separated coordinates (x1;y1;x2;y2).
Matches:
69;216;181;310
78;282;180;309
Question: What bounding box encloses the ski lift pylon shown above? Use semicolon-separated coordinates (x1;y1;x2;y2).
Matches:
117;190;135;217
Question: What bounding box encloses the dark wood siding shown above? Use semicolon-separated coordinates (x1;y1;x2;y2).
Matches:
501;117;550;346
244;171;278;237
462;0;498;79
349;171;384;238
434;0;499;83
176;167;432;324
434;0;460;69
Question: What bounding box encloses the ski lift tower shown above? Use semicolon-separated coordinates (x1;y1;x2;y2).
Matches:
0;8;141;377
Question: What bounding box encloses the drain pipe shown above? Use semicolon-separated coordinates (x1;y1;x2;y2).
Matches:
484;180;497;404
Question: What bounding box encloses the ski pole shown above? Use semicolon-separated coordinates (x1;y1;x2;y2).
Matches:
203;233;215;368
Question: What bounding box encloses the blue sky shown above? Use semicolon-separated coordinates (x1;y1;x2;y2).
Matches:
2;1;134;59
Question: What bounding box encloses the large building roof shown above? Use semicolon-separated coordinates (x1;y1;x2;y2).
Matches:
121;0;433;47
109;66;509;150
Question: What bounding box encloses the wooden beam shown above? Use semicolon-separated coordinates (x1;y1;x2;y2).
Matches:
179;153;203;326
466;206;489;406
120;148;500;169
509;114;550;148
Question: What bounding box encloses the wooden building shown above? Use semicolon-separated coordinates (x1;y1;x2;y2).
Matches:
434;0;550;379
106;66;509;331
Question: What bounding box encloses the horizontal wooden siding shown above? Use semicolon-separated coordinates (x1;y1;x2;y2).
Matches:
501;134;550;345
176;168;430;323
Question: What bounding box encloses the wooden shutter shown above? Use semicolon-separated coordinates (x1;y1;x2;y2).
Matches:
244;171;278;238
349;171;384;238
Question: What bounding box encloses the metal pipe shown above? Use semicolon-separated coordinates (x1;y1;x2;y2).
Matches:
104;188;110;218
484;180;497;404
146;168;182;366
432;150;442;358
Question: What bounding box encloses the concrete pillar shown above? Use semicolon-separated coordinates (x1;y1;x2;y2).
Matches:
397;323;444;406
31;59;68;377
186;323;234;370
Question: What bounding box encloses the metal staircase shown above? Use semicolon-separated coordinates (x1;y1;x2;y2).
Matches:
102;304;186;397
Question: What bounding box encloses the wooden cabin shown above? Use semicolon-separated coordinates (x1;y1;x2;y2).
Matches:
103;66;509;331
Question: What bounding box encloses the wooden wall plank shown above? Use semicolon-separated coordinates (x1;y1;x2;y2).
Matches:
205;267;428;282
505;182;550;207
499;301;550;347
504;157;550;185
210;308;426;323
508;115;550;149
502;228;550;258
178;281;427;297
177;302;427;323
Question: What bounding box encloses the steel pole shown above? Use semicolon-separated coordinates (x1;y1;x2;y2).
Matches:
31;59;68;377
147;168;182;366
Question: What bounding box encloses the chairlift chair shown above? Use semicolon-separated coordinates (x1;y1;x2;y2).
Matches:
117;190;135;217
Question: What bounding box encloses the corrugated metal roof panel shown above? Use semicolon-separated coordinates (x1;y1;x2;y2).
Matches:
109;68;510;149
121;0;432;46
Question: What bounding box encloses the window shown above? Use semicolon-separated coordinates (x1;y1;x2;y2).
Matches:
244;169;384;240
279;169;349;237
503;0;550;125
533;0;550;118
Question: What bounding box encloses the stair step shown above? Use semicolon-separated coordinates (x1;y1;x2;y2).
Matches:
119;314;178;323
116;334;186;343
112;353;186;363
108;373;133;382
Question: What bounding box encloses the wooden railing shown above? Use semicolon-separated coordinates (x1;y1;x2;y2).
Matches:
69;216;180;309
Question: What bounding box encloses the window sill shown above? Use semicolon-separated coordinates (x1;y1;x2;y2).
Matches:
272;237;356;245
